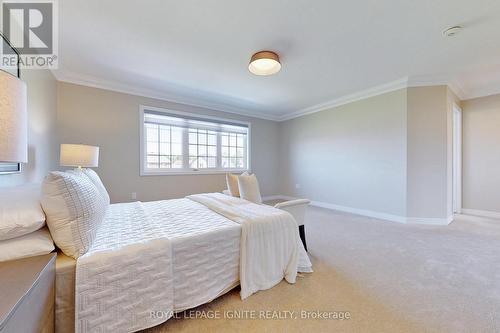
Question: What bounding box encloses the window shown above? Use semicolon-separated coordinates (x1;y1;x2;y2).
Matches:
221;132;246;169
189;128;218;169
145;123;183;169
140;107;250;175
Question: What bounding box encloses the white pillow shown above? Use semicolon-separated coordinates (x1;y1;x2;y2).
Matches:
0;227;54;262
73;168;110;205
226;171;248;197
0;184;46;241
40;171;107;259
237;173;263;204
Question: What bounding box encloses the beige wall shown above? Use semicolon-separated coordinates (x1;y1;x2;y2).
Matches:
279;89;408;216
462;93;500;213
406;86;451;218
57;82;280;203
1;73;460;221
0;69;58;187
279;86;455;220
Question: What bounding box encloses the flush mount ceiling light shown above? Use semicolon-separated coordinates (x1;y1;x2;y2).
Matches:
248;51;281;76
442;26;462;37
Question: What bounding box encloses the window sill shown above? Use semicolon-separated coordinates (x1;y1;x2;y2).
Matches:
140;169;250;176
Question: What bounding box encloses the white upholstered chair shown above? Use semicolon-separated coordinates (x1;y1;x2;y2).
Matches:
222;189;310;251
274;199;310;251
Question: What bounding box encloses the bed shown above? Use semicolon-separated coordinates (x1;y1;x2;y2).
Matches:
53;194;312;333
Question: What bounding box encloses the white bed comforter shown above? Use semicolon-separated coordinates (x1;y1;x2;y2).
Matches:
75;202;174;333
75;194;312;332
188;193;311;299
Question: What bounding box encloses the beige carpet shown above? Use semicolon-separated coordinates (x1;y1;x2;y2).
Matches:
143;207;500;333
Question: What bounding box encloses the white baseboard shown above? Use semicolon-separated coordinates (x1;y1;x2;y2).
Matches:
406;215;454;225
310;200;408;224
266;195;453;225
461;208;500;219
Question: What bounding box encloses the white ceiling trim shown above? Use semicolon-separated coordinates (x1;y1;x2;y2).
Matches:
458;83;500;101
406;74;467;100
447;81;467;100
406;75;500;101
277;78;409;121
406;74;450;87
53;70;495;123
276;76;475;121
53;70;282;122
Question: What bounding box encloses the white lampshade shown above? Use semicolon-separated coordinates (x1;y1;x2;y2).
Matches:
60;144;99;168
0;70;28;163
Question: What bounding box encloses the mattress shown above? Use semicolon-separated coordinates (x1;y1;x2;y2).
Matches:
55;251;76;333
57;199;241;333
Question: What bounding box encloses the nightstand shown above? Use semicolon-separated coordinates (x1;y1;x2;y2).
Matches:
0;253;56;333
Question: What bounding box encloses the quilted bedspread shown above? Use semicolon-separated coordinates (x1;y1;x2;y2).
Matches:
75;202;173;333
75;195;311;332
75;198;241;333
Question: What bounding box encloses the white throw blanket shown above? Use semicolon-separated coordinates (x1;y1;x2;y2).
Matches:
187;193;312;299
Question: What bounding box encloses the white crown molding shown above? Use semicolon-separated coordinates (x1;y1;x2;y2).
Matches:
276;75;474;122
53;69;499;123
406;74;450;88
407;75;500;101
459;83;500;101
53;70;281;122
447;80;467;100
407;75;468;100
276;74;500;121
277;77;409;122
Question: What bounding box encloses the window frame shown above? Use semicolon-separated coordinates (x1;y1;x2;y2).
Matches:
139;105;251;176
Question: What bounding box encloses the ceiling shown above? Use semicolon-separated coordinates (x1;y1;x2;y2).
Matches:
55;0;500;120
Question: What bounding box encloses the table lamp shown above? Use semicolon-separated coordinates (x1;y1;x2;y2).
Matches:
60;144;99;170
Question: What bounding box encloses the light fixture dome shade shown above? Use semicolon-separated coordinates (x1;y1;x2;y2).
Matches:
60;144;100;168
249;51;281;76
0;70;28;163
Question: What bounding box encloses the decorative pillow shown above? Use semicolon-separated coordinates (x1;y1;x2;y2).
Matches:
237;173;263;204
82;168;110;205
0;184;46;241
0;227;54;262
226;171;248;197
40;171;107;259
67;169;110;207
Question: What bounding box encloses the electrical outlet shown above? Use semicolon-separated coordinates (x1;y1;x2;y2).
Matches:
131;192;137;200
295;184;301;189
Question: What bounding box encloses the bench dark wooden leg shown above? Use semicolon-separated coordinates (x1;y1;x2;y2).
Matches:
299;225;307;251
